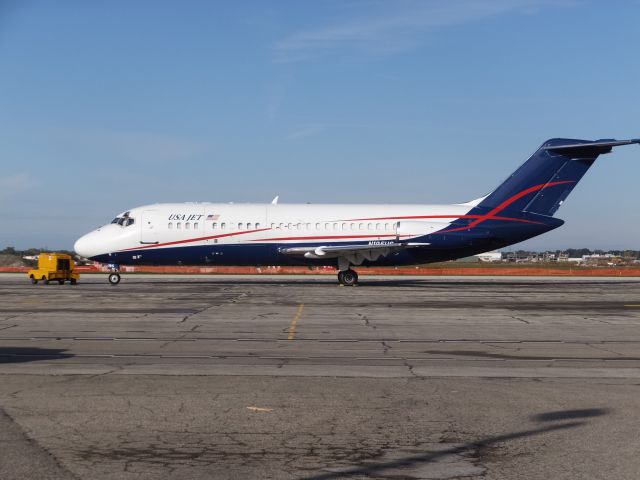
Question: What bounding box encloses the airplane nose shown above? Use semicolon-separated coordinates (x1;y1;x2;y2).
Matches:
74;233;98;259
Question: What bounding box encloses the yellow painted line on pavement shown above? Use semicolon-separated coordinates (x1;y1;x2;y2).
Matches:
246;406;273;413
287;303;305;340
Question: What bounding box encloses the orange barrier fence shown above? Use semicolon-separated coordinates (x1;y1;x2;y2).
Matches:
3;265;640;276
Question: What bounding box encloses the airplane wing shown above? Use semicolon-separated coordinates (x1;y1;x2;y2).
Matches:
280;242;430;262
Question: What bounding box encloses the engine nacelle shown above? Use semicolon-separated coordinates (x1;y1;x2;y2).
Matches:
396;221;444;237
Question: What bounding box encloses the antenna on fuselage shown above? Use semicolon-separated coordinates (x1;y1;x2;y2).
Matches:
271;195;279;204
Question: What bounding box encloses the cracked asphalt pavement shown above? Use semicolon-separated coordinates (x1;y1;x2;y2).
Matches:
1;273;640;479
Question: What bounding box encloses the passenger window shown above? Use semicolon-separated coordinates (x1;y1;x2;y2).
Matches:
376;223;381;230
168;222;173;229
359;223;364;230
194;222;199;229
333;223;338;229
221;222;226;229
247;223;252;229
185;222;191;229
279;223;284;229
350;223;355;230
296;223;302;230
287;223;292;229
306;223;310;229
256;223;260;229
238;222;244;230
315;223;320;229
342;223;347;230
324;223;329;230
271;223;275;229
367;223;372;230
177;222;182;229
212;222;217;229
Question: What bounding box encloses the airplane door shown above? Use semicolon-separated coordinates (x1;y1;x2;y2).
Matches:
140;210;159;244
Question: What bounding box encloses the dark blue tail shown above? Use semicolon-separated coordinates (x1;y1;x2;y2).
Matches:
477;138;639;216
434;138;638;247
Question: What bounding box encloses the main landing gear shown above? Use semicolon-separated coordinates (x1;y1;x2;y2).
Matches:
337;269;358;287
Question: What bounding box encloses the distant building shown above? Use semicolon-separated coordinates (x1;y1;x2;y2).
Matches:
476;251;502;262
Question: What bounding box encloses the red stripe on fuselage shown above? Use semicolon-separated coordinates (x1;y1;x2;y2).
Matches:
439;181;574;233
120;184;570;253
340;214;545;225
120;228;272;251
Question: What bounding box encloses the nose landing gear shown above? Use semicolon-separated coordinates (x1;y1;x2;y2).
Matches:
107;263;121;285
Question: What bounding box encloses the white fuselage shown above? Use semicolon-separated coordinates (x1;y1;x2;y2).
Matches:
74;201;476;263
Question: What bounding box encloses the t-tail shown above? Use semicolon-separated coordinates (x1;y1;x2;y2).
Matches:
477;138;640;215
440;138;639;244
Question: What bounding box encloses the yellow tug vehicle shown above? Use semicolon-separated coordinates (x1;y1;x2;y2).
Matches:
28;253;80;285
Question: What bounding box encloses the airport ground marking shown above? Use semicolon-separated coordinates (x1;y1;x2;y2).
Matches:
246;406;273;413
287;303;305;340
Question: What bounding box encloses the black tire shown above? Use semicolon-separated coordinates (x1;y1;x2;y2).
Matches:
30;276;37;285
338;269;358;286
42;276;49;285
58;280;65;285
108;273;121;285
70;279;77;285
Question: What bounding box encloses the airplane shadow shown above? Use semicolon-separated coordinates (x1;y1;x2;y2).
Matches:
106;277;627;288
0;347;73;363
106;278;475;288
301;408;610;480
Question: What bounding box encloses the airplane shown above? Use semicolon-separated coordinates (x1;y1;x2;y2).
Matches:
74;137;639;286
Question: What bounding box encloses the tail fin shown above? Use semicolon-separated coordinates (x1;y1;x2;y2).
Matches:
477;138;640;216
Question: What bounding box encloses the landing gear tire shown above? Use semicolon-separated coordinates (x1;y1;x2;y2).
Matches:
108;273;121;285
338;269;358;286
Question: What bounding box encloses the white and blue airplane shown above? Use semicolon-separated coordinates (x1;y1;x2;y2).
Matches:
74;138;639;285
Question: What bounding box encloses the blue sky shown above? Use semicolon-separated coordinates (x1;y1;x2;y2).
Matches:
1;0;639;250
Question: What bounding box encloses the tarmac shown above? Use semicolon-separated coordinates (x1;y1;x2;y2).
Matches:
1;272;640;479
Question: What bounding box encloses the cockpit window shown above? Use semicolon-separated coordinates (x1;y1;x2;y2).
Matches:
111;216;135;227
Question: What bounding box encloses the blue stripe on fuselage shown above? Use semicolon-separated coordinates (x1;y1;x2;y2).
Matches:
91;215;561;268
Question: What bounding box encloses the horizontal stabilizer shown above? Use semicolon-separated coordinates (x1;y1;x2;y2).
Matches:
545;138;640;155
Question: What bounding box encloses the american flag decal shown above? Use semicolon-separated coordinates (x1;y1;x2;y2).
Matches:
206;214;220;221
